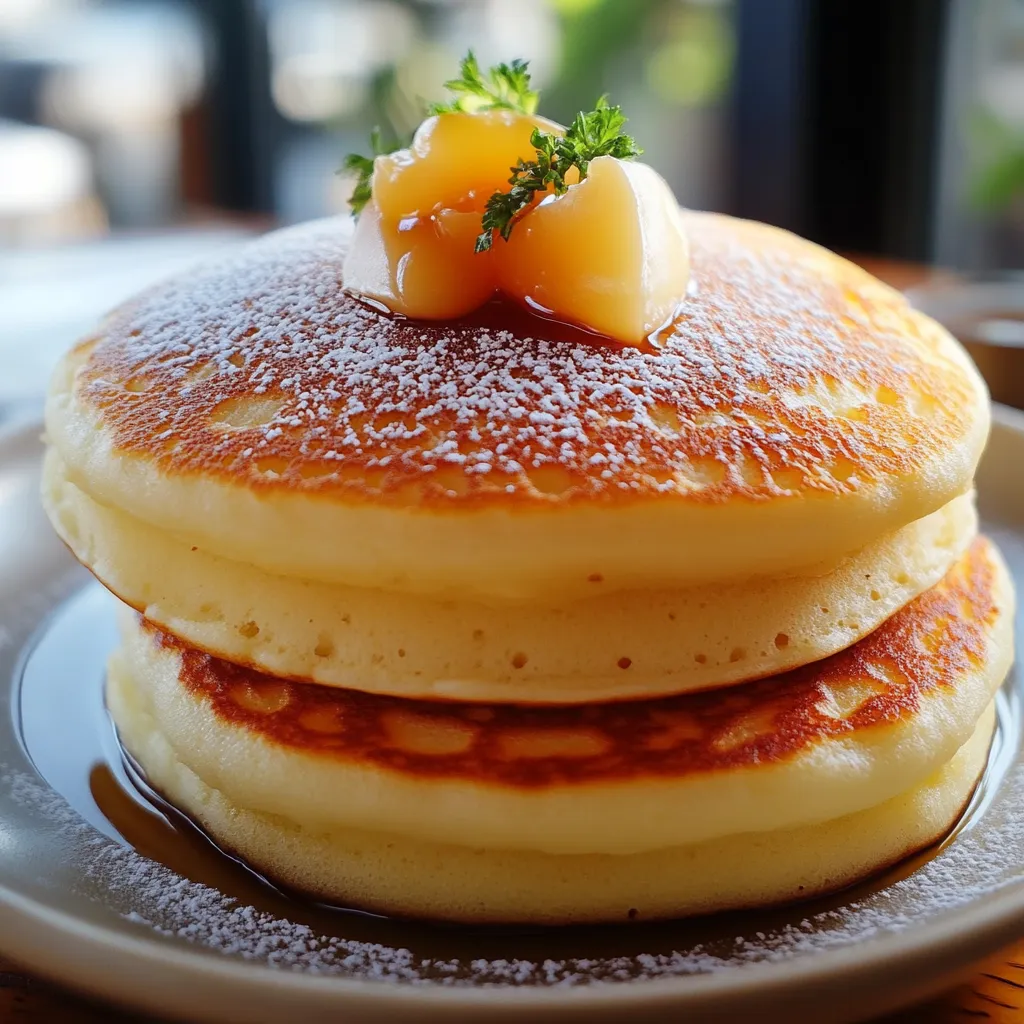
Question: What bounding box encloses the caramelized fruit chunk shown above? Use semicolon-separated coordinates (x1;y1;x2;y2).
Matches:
345;203;495;320
373;110;560;221
345;110;554;319
496;157;690;345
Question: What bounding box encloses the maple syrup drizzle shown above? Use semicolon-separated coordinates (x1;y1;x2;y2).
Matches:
346;293;668;355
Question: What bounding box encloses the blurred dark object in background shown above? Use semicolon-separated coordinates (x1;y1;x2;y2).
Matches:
734;0;947;262
734;0;1024;269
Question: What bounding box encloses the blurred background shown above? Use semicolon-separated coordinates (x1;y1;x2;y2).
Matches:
1;0;1023;409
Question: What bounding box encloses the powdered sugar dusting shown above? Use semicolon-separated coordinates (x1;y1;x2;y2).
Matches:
73;212;976;503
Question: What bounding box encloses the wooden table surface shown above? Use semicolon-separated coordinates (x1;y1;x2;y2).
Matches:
2;254;1017;1022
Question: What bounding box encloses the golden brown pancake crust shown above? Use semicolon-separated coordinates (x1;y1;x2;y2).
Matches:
73;212;977;507
143;537;999;787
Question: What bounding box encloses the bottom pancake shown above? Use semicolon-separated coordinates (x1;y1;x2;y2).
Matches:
105;538;1012;923
108;644;994;924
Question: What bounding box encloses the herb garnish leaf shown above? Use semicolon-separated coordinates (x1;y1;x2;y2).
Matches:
343;127;405;217
475;97;641;252
430;51;539;115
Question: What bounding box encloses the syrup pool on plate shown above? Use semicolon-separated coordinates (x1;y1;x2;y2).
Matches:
13;582;1020;981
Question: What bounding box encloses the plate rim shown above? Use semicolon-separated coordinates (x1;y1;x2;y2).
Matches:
2;405;1024;1021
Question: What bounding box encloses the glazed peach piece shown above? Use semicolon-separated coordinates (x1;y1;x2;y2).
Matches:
344;111;691;344
344;110;546;319
372;110;561;221
496;156;690;344
344;201;496;320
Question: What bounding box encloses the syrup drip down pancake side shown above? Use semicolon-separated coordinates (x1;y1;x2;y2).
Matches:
46;212;988;601
108;537;1013;864
45;446;977;701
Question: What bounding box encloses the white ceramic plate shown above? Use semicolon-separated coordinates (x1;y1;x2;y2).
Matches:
2;409;1024;1024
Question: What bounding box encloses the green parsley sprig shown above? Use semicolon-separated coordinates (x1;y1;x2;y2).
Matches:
475;97;641;252
343;126;406;217
429;51;538;115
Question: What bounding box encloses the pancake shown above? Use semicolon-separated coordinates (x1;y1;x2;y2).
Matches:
112;681;995;924
45;211;988;602
107;537;1013;858
47;447;977;700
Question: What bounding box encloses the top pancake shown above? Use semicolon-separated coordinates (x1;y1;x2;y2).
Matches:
45;212;989;599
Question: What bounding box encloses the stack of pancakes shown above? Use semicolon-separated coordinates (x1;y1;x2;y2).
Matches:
42;212;1013;924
